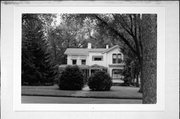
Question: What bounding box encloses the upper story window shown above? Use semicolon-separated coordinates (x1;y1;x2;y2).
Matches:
117;54;122;63
72;59;77;65
113;54;117;63
81;59;86;65
92;56;103;61
112;53;122;64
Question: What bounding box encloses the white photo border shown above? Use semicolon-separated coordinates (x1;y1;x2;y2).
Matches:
13;6;165;111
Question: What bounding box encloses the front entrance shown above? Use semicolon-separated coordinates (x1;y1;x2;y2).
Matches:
111;69;124;83
91;69;100;75
112;69;123;79
89;64;108;76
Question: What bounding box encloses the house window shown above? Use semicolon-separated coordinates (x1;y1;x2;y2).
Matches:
117;54;122;63
112;54;117;63
112;53;122;64
92;56;103;61
81;59;86;65
72;59;77;65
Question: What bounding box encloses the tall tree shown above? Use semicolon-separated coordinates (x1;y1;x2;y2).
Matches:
22;14;57;85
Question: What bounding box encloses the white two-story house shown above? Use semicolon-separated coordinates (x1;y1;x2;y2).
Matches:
61;43;125;83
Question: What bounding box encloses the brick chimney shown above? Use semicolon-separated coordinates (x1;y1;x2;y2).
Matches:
106;45;109;49
88;43;92;49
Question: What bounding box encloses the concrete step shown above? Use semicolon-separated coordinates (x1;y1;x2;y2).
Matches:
112;80;124;86
112;79;124;83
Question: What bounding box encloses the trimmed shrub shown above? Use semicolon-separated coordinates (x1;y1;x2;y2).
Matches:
58;65;84;90
88;71;112;91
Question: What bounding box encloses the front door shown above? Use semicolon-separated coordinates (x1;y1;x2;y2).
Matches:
112;69;124;83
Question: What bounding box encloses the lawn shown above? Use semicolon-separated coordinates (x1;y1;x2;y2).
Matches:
22;84;142;99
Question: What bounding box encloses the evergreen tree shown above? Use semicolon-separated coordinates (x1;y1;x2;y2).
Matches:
22;14;57;85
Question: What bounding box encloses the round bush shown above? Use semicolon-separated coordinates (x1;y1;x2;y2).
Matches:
88;71;112;91
58;65;84;90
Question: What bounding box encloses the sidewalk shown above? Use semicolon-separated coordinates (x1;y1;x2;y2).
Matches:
22;85;142;99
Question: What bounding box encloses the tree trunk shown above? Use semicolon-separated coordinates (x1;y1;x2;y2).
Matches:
141;14;157;104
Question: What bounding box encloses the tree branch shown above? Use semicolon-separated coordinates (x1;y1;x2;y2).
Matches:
138;15;143;58
115;14;142;60
133;14;141;60
129;14;135;36
93;14;138;55
118;14;132;34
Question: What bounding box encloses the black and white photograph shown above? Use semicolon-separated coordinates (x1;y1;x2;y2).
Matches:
1;1;179;119
21;13;157;104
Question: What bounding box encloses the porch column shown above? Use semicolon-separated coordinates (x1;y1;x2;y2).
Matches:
89;68;91;76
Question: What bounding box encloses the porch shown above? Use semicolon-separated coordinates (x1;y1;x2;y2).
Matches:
59;64;107;79
59;64;123;84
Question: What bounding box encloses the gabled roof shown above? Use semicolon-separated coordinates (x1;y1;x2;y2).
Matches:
64;48;89;55
102;45;119;54
64;48;106;55
64;45;120;55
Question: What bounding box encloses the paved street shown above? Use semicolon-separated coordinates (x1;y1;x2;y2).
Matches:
22;96;142;104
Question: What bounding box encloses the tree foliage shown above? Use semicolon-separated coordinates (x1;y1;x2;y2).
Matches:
22;14;57;86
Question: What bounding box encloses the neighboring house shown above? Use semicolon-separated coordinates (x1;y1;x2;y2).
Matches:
60;43;125;83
